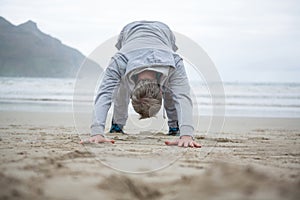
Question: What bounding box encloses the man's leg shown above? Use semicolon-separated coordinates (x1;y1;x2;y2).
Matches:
110;78;130;133
163;87;179;136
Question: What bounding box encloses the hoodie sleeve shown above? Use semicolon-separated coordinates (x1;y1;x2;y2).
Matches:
115;30;124;50
168;55;194;138
90;56;124;136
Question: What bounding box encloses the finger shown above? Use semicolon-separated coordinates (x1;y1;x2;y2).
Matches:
89;137;95;143
94;138;103;143
165;140;178;146
104;139;115;144
79;138;91;144
189;141;195;148
93;138;115;144
178;140;184;147
79;139;87;144
184;141;189;148
193;141;201;148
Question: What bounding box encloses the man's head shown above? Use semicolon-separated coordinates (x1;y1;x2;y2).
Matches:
131;79;162;119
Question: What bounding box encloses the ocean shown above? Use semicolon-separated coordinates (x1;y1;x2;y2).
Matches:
0;77;299;118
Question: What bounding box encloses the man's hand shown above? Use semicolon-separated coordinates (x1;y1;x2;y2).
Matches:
79;134;115;144
165;135;201;148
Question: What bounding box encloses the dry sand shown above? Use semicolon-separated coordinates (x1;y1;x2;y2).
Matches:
0;111;299;200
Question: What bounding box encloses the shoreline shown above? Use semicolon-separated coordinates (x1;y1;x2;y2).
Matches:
1;110;299;132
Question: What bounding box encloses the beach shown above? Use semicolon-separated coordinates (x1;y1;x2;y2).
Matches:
0;110;299;200
1;1;299;199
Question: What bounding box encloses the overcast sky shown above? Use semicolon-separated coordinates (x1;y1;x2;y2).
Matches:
0;0;299;82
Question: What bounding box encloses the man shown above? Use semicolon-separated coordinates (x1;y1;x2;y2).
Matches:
80;21;200;148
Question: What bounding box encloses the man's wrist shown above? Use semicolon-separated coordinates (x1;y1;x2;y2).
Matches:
90;125;105;136
91;133;106;138
179;135;194;140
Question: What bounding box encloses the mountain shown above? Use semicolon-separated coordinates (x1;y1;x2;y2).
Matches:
0;17;99;77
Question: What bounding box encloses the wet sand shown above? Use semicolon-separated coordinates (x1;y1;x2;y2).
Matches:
0;111;299;199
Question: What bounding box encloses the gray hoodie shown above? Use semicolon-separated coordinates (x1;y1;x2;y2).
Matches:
91;21;194;137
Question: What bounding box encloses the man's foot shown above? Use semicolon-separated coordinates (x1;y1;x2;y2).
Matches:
109;123;125;134
168;127;180;136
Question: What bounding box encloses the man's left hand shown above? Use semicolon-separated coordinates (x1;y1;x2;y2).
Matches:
165;135;201;148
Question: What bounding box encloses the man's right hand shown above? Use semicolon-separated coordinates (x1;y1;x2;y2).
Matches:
79;134;115;144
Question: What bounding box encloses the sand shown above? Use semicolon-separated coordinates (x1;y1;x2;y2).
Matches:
0;111;299;200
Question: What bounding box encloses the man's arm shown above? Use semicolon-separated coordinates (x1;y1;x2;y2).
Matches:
165;55;201;148
90;55;125;137
168;55;194;138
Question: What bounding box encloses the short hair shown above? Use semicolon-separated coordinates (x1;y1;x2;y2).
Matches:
131;79;162;119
